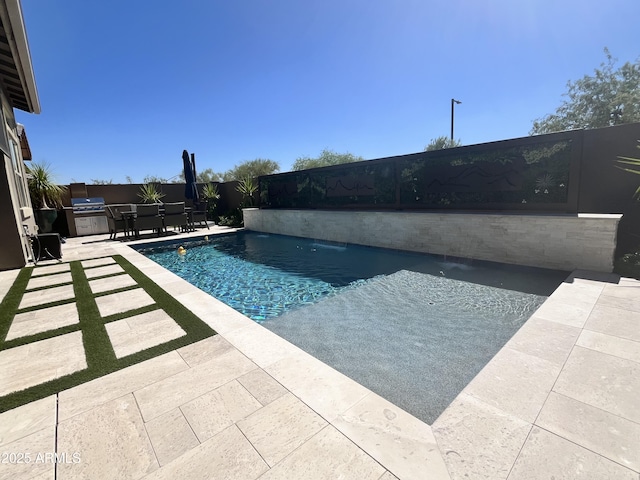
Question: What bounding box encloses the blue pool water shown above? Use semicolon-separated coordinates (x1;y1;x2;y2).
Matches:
137;231;568;423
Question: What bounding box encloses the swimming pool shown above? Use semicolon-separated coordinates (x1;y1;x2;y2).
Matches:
137;231;568;423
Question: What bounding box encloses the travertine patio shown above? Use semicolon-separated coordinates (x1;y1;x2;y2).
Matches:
0;227;639;479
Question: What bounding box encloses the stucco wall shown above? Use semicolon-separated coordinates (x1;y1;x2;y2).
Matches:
243;209;622;272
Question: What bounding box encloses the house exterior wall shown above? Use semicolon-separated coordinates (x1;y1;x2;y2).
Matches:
243;208;622;272
0;88;37;270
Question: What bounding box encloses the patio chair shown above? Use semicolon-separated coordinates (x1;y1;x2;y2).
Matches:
132;203;163;238
191;200;209;229
105;205;127;240
162;202;188;233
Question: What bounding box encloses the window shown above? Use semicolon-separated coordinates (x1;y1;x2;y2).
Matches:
10;138;28;208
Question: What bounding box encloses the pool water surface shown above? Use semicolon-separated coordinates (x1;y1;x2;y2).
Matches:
137;231;568;423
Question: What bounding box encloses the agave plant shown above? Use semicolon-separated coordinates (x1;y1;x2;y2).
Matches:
26;162;67;209
202;182;220;205
137;182;165;203
615;140;640;200
236;177;258;207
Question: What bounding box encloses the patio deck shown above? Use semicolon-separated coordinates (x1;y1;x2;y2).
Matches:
1;226;639;480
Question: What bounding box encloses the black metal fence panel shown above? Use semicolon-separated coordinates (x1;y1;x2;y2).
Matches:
259;129;582;213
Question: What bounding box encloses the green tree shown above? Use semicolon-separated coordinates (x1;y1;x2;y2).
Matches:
424;136;462;151
221;159;280;181
143;174;168;183
531;49;640;135
89;179;113;185
197;168;223;183
26;162;67;209
292;149;364;171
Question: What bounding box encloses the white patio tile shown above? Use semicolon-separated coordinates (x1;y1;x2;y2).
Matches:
89;273;137;294
58;351;189;421
508;427;638;480
6;302;79;340
259;425;385;480
94;288;154;317
597;293;640;313
335;392;451;480
26;271;72;290
0;269;20;301
265;351;370;423
176;335;236;367
462;347;561;423
83;263;124;279
57;394;159;480
105;309;186;358
30;263;70;277
19;284;75;309
0;396;56;447
237;368;287;406
531;297;595;328
81;257;116;269
140;425;267;480
144;408;199;466
553;346;640;423
506;316;580;366
237;392;327;467
0;424;54;480
585;304;640;342
134;348;257;422
536;392;640;472
432;393;531;480
0;332;86;396
577;329;640;364
181;380;262;442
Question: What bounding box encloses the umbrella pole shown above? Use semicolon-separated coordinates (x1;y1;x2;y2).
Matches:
191;153;196;182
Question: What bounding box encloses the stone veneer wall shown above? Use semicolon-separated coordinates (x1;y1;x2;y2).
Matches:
243;209;622;272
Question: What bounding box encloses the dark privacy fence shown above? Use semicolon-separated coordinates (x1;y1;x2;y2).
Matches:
259;130;583;213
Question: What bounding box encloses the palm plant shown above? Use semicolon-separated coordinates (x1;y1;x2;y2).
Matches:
202;182;220;220
137;183;165;203
615;140;640;200
26;162;67;209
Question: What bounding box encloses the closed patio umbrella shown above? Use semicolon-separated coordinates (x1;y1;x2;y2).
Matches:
183;149;199;201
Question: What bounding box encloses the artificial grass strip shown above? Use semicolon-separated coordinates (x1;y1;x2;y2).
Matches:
0;269;32;345
2;323;81;350
0;255;217;413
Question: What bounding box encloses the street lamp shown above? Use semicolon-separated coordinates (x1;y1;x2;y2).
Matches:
451;98;461;142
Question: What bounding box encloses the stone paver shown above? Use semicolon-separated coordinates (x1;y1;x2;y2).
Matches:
144;408;199;466
94;288;155;317
19;284;75;309
0;424;55;480
89;273;137;294
105;309;186;358
584;304;640;342
0;332;86;396
176;334;236;367
134;348;257;422
57;394;159;480
536;392;640;472
258;425;386;480
26;271;72;290
508;427;638;480
237;368;288;406
577;329;640;364
30;263;70;277
84;263;124;279
141;425;268;480
553;346;640;424
237;392;327;467
181;380;262;443
0;395;56;447
80;257;116;269
6;302;79;340
58;352;189;421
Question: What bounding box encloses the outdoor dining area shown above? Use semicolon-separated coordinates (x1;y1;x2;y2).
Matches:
104;201;210;239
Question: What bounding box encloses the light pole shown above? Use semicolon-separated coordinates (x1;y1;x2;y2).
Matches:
451;98;461;142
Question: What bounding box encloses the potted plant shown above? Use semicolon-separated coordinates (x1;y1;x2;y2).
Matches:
26;162;68;233
137;182;165;203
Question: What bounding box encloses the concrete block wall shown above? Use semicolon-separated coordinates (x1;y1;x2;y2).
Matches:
243;209;622;272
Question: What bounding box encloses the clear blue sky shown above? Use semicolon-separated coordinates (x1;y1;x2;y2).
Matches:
15;0;640;184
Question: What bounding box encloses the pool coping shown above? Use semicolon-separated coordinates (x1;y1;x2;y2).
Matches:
3;228;639;479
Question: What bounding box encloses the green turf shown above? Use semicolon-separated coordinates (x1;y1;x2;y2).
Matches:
0;255;216;413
